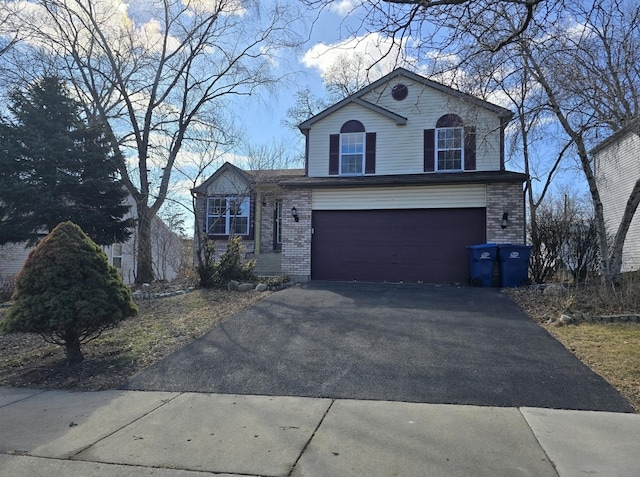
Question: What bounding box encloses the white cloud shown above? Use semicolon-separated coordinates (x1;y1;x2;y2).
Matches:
328;0;361;16
301;32;416;85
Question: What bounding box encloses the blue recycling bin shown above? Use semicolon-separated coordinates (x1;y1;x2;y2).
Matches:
498;244;532;287
467;244;498;287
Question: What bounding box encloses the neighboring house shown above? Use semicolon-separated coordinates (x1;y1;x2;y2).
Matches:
592;119;640;273
0;196;184;285
193;68;527;283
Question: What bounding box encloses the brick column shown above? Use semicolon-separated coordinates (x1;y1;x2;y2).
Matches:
281;188;312;281
486;183;526;244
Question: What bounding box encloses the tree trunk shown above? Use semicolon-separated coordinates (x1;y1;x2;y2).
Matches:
64;329;83;365
136;202;155;284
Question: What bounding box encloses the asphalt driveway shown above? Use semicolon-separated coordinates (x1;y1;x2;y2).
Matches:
123;282;634;412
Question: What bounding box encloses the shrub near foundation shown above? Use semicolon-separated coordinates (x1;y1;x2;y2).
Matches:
0;222;137;364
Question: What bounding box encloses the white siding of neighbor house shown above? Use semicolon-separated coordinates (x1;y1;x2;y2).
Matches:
306;78;503;177
0;242;31;282
312;185;486;210
595;131;640;272
0;198;183;285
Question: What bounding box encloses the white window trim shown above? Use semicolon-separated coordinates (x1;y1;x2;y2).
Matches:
206;196;250;236
112;243;123;269
435;126;464;172
339;132;366;176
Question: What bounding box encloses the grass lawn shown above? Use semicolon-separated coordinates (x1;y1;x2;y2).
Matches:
0;288;268;391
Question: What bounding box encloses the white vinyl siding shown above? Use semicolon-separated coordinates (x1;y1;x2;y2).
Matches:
204;168;250;196
312;185;487;210
306;77;503;178
595;132;640;272
0;242;31;279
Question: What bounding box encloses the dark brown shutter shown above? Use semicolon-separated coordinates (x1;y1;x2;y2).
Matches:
464;126;476;171
365;132;376;174
424;129;435;172
329;134;339;175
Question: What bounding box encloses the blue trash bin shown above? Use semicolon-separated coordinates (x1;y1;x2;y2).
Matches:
498;244;532;287
467;244;498;287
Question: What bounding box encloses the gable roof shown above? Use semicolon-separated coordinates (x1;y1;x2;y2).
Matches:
191;162;305;195
191;162;251;195
590;118;640;155
298;67;513;132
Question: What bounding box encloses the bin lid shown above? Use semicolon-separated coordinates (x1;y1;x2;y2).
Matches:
466;243;498;249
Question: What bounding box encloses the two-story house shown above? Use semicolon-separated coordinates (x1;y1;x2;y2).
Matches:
193;68;527;283
591;119;640;273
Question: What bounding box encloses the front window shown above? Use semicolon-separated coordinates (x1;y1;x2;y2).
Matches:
112;243;123;269
340;132;364;175
207;196;250;236
436;127;463;171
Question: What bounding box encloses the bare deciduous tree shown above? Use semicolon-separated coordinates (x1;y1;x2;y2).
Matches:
1;0;302;283
515;0;640;282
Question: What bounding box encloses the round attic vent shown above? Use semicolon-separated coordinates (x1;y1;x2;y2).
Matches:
391;83;408;101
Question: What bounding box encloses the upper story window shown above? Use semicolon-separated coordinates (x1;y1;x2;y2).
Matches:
330;120;376;176
207;196;250;236
341;133;365;175
340;120;365;176
436;114;464;172
424;114;476;173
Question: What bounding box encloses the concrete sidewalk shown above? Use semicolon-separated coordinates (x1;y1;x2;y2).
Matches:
1;387;639;476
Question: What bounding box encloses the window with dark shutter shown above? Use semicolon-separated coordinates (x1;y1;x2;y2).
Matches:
331;120;374;176
424;129;435;172
365;132;376;174
329;134;339;175
464;126;476;171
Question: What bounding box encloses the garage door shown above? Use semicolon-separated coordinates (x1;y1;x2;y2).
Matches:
311;208;486;283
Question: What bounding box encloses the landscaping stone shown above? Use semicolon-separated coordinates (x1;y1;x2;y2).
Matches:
227;280;239;291
560;314;573;324
555;311;640;325
237;283;254;292
543;284;566;296
255;284;268;292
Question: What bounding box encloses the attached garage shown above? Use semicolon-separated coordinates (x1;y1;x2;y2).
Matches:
311;208;486;283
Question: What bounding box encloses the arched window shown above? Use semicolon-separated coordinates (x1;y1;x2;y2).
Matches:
423;114;476;172
435;114;464;171
329;120;376;176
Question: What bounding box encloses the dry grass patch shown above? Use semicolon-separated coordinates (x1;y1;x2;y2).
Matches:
506;284;640;412
0;289;269;391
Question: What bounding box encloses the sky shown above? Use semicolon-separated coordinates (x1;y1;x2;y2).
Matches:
0;0;593;234
227;1;412;165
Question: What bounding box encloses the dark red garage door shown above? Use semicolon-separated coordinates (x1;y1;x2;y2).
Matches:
311;208;486;283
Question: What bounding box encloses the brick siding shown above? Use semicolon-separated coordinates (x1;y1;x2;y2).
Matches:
486;183;526;244
281;188;312;281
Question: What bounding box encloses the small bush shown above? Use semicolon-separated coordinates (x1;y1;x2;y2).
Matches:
196;235;216;288
212;237;256;288
0;222;137;364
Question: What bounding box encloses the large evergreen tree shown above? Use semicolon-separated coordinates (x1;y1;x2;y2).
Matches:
0;76;133;246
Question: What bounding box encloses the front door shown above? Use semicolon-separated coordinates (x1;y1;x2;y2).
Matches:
273;200;282;251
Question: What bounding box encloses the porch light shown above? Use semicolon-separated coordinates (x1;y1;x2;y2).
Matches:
501;212;509;229
291;206;299;222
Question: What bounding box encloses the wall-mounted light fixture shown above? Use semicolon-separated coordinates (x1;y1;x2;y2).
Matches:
291;206;299;222
501;212;509;229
